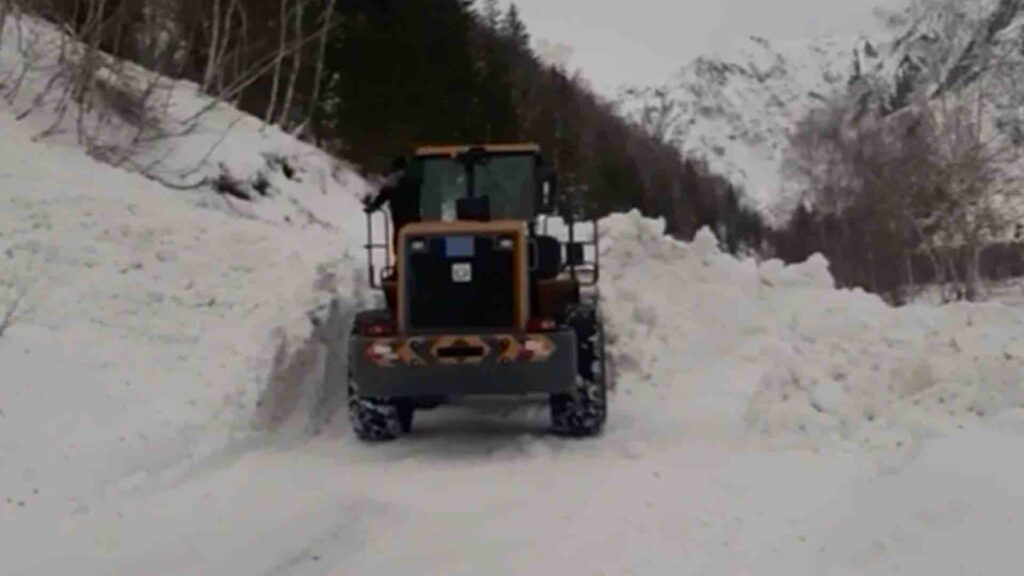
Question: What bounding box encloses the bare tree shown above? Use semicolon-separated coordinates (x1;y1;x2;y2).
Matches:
276;0;305;128
264;0;289;123
200;0;222;92
784;84;947;299
925;84;1018;299
782;93;861;214
302;0;335;134
3;0;335;166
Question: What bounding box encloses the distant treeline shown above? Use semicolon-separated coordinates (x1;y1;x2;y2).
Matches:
772;203;1024;302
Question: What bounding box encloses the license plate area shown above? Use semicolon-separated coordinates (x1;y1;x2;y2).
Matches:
435;345;487;359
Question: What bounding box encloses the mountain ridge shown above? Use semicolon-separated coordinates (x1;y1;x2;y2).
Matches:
620;0;1024;223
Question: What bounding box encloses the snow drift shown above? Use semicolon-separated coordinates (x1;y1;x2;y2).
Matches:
599;212;1024;468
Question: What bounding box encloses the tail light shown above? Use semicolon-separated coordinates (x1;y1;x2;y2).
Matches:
527;317;558;332
359;318;396;337
365;341;400;365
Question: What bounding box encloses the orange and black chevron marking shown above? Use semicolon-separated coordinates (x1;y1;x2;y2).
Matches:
496;335;522;364
364;335;556;367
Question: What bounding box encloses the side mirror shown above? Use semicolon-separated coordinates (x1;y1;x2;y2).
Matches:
539;170;559;214
530;236;562;279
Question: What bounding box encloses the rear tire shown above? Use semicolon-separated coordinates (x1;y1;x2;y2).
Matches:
397;402;415;434
348;378;404;441
551;306;607;437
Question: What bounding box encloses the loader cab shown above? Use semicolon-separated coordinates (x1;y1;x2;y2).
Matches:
412;143;558;223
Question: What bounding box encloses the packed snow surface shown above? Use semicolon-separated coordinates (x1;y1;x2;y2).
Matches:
4;19;1024;576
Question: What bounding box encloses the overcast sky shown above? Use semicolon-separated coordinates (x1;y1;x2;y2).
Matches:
503;0;892;97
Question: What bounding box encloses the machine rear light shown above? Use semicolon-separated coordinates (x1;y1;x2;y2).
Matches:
360;319;396;336
527;317;558;332
365;341;399;364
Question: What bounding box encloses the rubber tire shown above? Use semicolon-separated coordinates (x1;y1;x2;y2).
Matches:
348;379;404;441
551;306;608;437
397;402;415;434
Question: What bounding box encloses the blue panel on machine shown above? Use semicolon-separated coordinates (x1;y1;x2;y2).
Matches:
445;236;475;258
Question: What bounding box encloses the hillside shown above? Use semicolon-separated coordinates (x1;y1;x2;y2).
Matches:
0;12;377;515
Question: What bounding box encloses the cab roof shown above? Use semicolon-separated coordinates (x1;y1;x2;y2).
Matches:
414;143;541;157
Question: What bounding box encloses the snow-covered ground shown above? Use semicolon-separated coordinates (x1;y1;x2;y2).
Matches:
911;278;1024;307
4;16;1024;576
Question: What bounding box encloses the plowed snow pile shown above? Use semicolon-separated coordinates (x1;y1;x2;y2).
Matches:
4;16;1024;575
599;213;1024;468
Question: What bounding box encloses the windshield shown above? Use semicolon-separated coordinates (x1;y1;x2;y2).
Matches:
418;154;537;220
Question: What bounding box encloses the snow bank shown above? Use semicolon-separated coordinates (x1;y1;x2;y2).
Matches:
0;108;375;510
0;16;377;513
598;210;1024;469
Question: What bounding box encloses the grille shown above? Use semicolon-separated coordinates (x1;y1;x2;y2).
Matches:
406;235;517;331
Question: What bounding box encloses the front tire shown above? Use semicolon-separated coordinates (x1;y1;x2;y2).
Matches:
348;379;404;441
551;306;608;437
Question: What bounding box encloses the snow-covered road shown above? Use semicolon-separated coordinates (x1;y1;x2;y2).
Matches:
5;408;862;576
10;391;1024;575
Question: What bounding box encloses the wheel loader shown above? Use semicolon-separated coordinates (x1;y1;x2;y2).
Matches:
325;143;607;440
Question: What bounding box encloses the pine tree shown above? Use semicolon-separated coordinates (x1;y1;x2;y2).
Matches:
475;30;519;140
481;0;502;29
786;202;818;262
502;3;529;49
317;0;486;168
